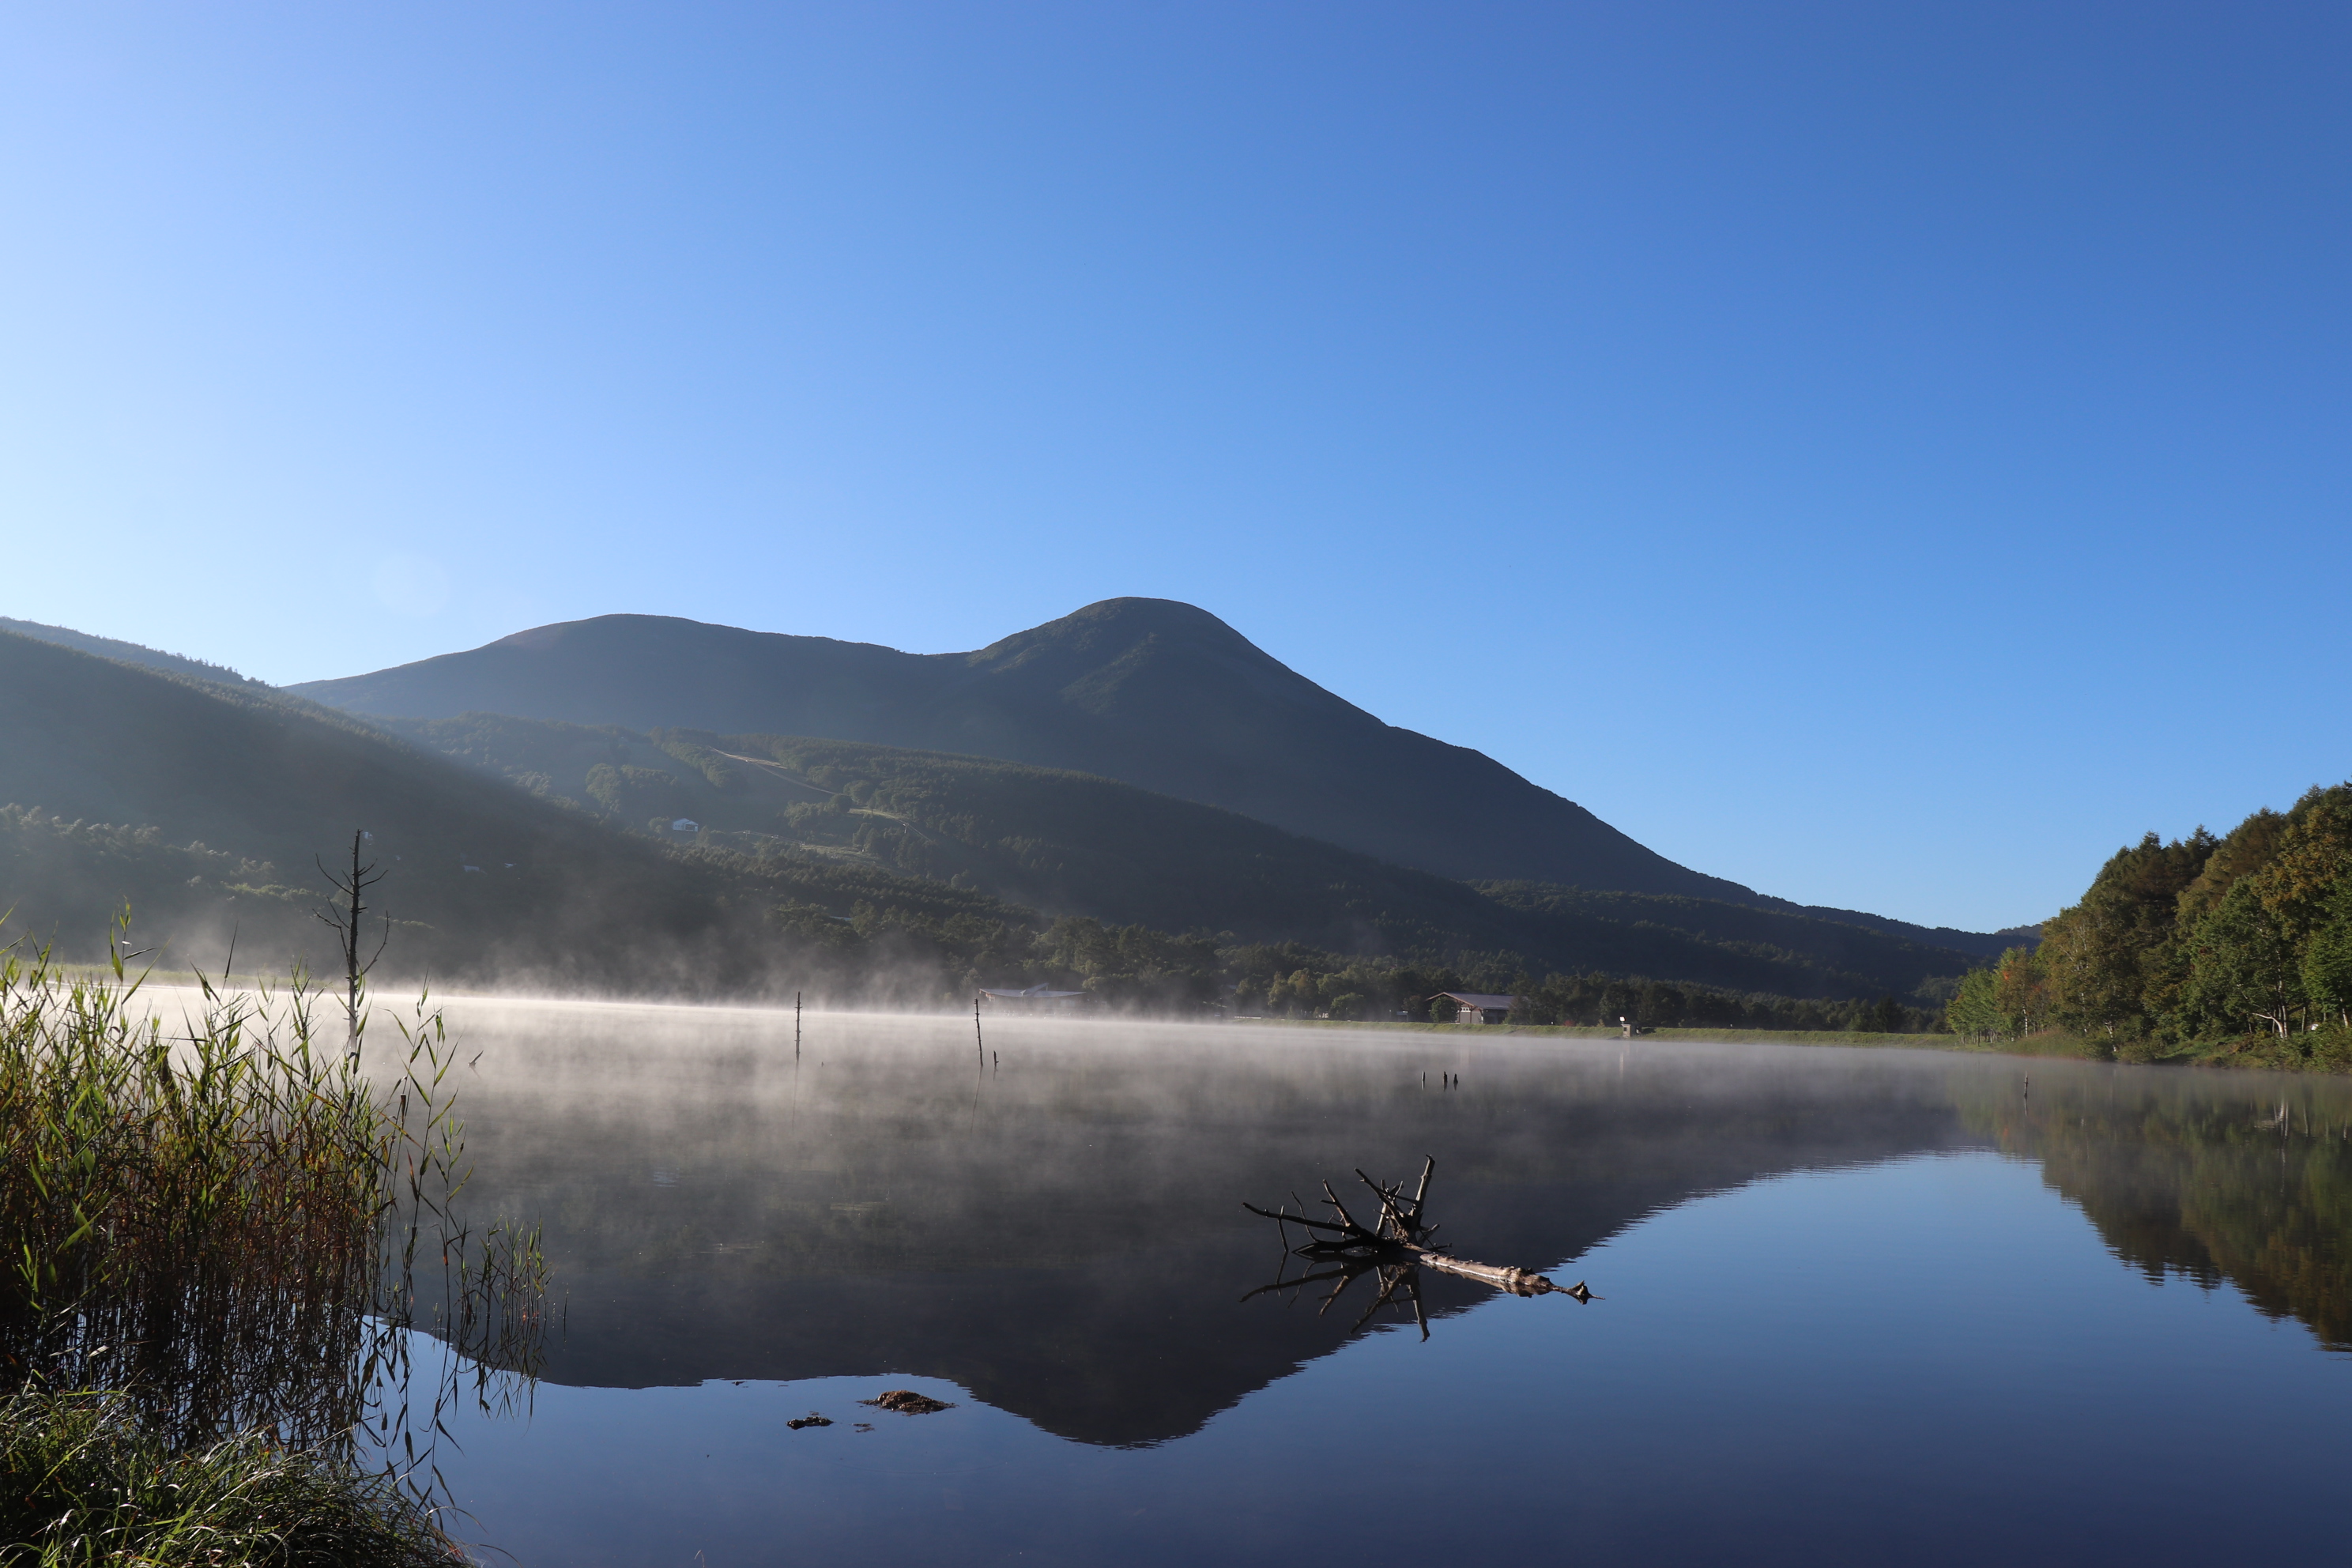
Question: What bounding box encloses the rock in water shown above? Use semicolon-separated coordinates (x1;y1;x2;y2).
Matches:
863;1389;954;1415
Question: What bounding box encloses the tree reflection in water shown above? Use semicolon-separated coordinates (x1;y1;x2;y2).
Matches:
1965;1069;2352;1348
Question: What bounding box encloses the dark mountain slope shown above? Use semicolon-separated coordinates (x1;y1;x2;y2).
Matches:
1475;884;1987;999
0;630;1025;989
0;627;1980;1004
290;601;1756;903
0;615;263;688
378;712;1984;1000
291;600;2019;956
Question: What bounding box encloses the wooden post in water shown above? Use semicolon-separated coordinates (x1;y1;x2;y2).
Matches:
795;991;802;1061
974;994;984;1065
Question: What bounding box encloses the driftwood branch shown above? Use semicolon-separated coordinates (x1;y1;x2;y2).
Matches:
1241;1202;1351;1236
1242;1156;1596;1339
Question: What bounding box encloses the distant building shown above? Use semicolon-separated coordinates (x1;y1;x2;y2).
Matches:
669;818;699;835
1430;991;1517;1025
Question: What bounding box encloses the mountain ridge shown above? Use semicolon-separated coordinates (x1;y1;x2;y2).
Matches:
371;710;1984;999
0;628;1023;993
0;628;1978;1012
0;615;263;688
292;601;1733;901
288;599;2017;951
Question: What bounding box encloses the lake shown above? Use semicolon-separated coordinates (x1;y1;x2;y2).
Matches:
392;1000;2352;1565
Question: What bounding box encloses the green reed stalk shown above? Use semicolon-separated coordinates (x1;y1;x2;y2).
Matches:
0;909;545;1557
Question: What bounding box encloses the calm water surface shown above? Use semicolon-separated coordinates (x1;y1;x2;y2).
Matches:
398;1002;2352;1565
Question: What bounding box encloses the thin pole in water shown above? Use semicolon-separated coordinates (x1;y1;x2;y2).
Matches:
974;995;984;1065
795;991;802;1061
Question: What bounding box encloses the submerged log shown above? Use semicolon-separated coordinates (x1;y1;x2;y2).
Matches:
1242;1156;1596;1335
1405;1248;1585;1299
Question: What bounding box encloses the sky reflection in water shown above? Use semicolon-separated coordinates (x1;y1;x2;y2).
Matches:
405;1004;2352;1566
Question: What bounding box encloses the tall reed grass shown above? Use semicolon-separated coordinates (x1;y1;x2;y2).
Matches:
0;911;545;1561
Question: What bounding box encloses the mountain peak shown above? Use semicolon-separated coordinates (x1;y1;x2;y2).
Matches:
1042;597;1250;637
967;597;1249;660
285;601;1748;903
960;597;1332;711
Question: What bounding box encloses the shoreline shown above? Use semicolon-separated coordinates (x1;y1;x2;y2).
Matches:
1234;1016;2352;1074
52;963;2348;1076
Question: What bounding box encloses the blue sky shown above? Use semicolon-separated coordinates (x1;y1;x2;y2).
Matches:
4;2;2346;932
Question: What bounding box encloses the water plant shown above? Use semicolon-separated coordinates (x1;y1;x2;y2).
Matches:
0;907;545;1558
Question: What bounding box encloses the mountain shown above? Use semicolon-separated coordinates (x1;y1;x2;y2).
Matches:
0;615;263;688
0;628;1023;992
291;600;2018;954
0;623;1974;1006
372;712;1985;1000
287;601;1750;892
0;612;2002;1013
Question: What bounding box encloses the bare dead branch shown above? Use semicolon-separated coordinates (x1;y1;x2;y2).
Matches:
1243;1156;1598;1333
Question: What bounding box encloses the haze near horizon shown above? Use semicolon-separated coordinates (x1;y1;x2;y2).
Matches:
6;2;2347;931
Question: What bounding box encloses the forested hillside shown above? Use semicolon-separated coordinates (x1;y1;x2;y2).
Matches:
0;615;263;687
379;712;1984;1003
1947;784;2352;1059
294;600;1750;900
0;630;1038;996
293;599;2013;961
0;623;1984;1027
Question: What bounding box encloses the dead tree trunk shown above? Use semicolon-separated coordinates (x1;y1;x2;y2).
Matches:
1402;1248;1565;1298
313;828;389;1063
1243;1156;1594;1335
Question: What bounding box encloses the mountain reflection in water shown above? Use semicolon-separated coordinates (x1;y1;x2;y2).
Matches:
440;1004;2001;1445
383;1004;2352;1566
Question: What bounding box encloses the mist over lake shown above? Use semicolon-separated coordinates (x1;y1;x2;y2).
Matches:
10;9;2352;1561
368;1001;2352;1566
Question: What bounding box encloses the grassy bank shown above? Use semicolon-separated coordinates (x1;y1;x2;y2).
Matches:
0;1391;451;1567
2105;1029;2352;1074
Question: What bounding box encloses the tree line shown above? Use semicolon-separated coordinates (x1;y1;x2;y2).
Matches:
1945;784;2352;1054
966;925;1939;1032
